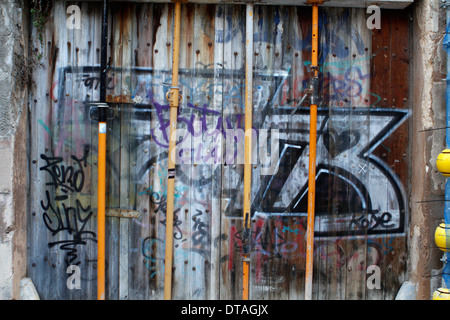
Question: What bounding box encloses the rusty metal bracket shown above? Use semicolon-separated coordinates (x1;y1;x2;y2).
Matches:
162;81;183;107
290;90;311;116
165;87;182;107
310;77;319;106
89;102;115;121
231;0;266;3
305;0;325;4
105;208;143;219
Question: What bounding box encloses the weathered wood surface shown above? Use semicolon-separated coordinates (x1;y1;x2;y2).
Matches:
60;0;415;10
28;1;411;300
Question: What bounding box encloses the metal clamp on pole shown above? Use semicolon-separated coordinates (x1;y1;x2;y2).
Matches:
309;76;319;106
165;87;182;107
89;102;115;122
241;212;251;255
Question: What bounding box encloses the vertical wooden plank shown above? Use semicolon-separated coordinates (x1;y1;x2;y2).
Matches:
370;10;388;301
272;6;291;301
268;5;283;301
53;0;71;299
187;4;216;300
210;3;225;300
86;1;101;301
217;3;246;300
287;5;309;301
383;9;409;299
339;8;358;300
170;2;192;300
117;3;137;301
250;4;269;301
131;3;168;300
353;7;376;301
319;7;359;300
28;0;61;300
320;6;338;300
370;9;410;300
128;2;151;300
55;0;79;299
349;8;370;301
68;0;97;300
218;4;232;300
151;3;172;299
105;3;121;299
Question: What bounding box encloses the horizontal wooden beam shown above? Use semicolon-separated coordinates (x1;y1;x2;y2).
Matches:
62;0;414;10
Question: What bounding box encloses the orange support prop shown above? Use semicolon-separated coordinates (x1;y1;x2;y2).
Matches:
164;1;182;301
242;3;254;301
305;2;320;301
97;122;107;300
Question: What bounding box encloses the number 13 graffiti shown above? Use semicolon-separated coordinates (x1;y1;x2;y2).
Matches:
250;107;409;237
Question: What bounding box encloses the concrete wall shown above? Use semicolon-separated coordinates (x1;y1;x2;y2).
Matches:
410;0;448;300
0;0;29;300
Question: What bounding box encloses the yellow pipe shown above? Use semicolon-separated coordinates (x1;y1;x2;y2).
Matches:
243;3;254;301
97;121;107;300
305;3;319;301
164;1;182;301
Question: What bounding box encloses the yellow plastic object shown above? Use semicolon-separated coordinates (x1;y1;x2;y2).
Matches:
435;223;450;252
433;288;450;300
436;149;450;177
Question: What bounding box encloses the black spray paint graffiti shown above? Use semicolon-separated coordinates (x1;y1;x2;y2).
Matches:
140;191;229;277
154;195;221;261
39;145;97;266
40;146;89;197
46;64;409;285
192;209;210;250
69;68;406;235
141;232;229;279
53;66;409;238
253;107;409;237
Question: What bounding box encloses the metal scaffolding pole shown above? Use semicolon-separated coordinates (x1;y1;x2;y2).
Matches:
96;0;109;301
305;0;321;301
164;1;182;301
242;3;254;301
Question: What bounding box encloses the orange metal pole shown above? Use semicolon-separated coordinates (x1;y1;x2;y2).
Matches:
97;121;107;300
164;1;182;301
242;3;254;301
305;3;319;301
96;0;109;300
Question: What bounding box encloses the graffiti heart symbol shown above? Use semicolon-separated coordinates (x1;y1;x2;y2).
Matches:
323;128;361;157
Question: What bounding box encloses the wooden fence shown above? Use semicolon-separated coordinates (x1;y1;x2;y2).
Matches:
27;1;411;300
